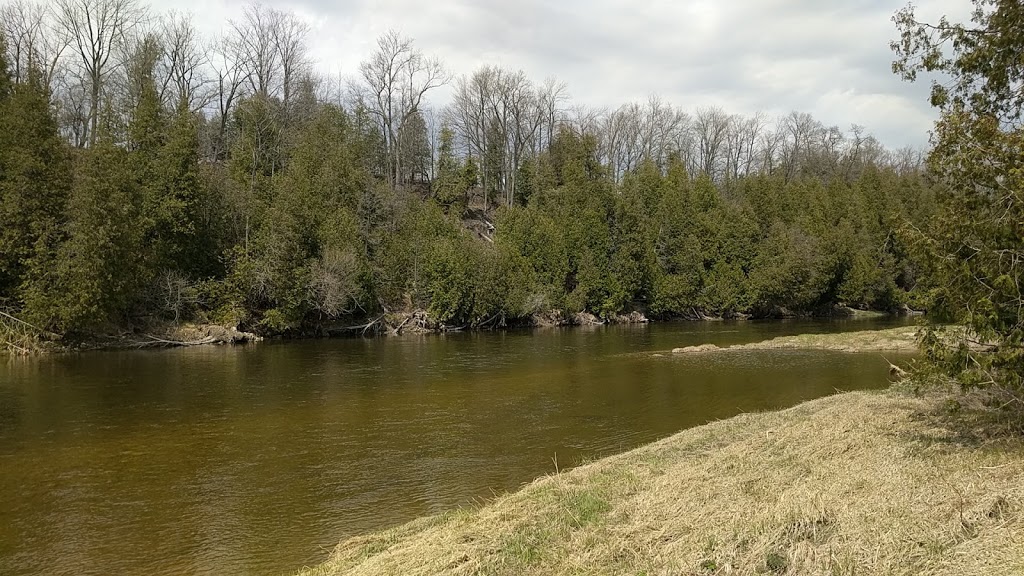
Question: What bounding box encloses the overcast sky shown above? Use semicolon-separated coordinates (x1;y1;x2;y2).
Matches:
155;0;970;150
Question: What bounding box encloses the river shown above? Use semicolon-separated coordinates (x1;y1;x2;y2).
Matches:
0;319;911;576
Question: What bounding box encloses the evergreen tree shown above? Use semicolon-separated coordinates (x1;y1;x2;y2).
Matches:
609;183;657;311
0;68;72;305
0;34;15;299
496;204;568;308
125;43;168;281
432;126;466;208
651;160;702;316
246;104;367;330
155;102;216;277
0;31;11;102
229;95;285;252
26;132;149;332
894;1;1024;403
536;131;615;314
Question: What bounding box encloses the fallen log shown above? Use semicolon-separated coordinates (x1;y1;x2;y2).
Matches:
135;335;219;348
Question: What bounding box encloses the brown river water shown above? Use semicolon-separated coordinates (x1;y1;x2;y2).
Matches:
0;319;912;575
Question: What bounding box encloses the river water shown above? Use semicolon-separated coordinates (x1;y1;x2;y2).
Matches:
0;319;911;576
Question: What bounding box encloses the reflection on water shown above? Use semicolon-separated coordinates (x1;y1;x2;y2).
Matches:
0;319;911;576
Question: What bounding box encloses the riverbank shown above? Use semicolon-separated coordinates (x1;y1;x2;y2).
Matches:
0;321;262;354
296;389;1023;576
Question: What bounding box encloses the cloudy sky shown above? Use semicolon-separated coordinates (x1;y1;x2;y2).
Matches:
155;0;969;150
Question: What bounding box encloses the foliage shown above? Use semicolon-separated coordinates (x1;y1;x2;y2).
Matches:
893;0;1024;406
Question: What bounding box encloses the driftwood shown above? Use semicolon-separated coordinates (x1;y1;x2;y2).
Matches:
391;315;413;336
1;310;58;354
0;310;46;332
882;355;909;381
134;335;219;348
339;315;386;336
130;325;260;349
475;312;504;329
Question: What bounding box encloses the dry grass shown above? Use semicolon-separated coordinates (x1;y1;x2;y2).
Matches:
673;326;920;354
295;390;1024;576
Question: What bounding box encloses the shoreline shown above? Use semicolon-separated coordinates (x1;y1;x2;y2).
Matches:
296;389;1023;576
3;307;909;355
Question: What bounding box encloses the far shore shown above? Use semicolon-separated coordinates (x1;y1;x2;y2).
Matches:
2;307;909;355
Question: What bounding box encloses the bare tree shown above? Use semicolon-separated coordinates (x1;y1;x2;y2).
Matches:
488;68;547;206
208;35;246;160
308;248;360;318
536;76;567;154
566;104;601;139
720;112;768;181
672;116;698;177
447;66;561;206
54;0;143;145
448;66;496;198
780;111;821;181
723;113;745;181
814;124;845;177
159;11;210;111
271;10;309;112
55;77;90;146
739;112;767;176
693;106;731;179
638;96;684;168
230;2;279;99
422;106;441;182
757;125;784;175
598;105;626;182
889;146;924;175
1;0;70;87
596;97;691;182
600;103;643;182
360;30;449;189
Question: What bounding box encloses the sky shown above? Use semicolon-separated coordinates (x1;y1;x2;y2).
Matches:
154;0;971;150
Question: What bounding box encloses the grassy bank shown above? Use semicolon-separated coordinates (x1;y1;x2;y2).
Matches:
671;325;920;354
297;390;1023;576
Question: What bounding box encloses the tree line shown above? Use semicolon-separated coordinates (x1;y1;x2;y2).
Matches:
0;0;935;340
